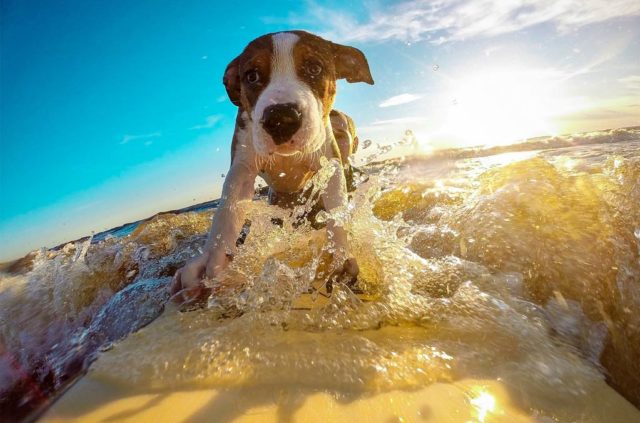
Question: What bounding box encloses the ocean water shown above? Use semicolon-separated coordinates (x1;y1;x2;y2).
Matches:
1;128;640;421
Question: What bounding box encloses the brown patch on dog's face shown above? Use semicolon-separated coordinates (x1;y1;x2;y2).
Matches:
223;35;274;115
238;39;273;113
292;33;337;120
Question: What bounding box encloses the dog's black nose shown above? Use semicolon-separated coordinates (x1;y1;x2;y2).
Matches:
261;103;302;145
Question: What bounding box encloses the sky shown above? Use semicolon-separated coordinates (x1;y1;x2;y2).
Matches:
1;0;639;261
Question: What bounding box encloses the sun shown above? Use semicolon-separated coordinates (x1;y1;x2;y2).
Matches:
436;68;569;148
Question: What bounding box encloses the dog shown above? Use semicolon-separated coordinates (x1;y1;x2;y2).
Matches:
171;30;374;305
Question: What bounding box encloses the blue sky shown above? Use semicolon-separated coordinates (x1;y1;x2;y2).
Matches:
1;0;639;261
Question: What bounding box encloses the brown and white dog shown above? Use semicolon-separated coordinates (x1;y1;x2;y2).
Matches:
171;30;374;305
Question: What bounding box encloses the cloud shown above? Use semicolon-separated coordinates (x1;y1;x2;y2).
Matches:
370;117;427;126
483;46;503;57
120;132;161;145
310;0;640;44
379;93;422;108
570;108;638;120
619;75;640;92
359;116;428;132
189;115;223;130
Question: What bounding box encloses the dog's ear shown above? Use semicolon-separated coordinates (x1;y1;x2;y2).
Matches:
223;56;242;106
332;43;374;85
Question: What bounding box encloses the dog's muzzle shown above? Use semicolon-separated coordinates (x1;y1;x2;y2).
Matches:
261;103;302;145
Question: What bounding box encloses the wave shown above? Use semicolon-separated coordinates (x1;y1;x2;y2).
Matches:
1;129;640;420
425;126;640;161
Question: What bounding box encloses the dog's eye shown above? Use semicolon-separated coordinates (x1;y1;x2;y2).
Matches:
245;70;260;84
305;62;323;76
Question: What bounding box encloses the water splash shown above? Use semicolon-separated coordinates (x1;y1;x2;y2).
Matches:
2;138;640;421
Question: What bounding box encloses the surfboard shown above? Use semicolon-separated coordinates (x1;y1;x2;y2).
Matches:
43;373;534;422
40;369;640;423
40;309;640;423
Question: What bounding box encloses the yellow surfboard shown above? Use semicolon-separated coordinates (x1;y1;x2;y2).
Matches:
41;309;640;423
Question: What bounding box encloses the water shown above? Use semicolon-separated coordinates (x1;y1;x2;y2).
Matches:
1;128;640;421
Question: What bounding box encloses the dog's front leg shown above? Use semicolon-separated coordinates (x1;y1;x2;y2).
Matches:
172;160;257;305
206;161;257;271
320;158;359;286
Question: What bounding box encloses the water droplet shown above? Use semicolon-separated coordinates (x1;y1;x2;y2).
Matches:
452;98;458;106
404;130;413;137
279;172;286;177
315;210;329;224
221;173;225;178
363;139;373;149
379;145;392;154
99;342;114;352
432;64;439;71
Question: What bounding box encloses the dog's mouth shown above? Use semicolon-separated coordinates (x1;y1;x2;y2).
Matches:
258;121;318;156
268;139;302;156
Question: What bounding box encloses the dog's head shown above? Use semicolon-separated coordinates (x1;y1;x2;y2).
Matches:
223;31;373;156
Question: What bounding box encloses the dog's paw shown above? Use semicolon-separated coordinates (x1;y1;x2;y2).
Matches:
327;257;359;293
170;267;211;310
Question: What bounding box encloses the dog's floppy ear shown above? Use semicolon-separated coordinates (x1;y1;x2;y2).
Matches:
332;43;374;85
223;56;241;106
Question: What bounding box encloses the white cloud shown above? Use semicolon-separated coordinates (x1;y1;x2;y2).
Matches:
120;131;161;145
311;0;640;44
483;46;502;57
371;117;427;126
189;114;223;130
379;93;422;108
619;75;640;92
359;116;428;132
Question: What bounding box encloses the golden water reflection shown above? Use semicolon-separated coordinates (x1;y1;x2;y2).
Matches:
469;387;497;422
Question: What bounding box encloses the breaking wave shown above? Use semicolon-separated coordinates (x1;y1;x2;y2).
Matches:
1;130;640;421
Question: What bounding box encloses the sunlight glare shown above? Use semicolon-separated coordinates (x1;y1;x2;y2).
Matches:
469;389;497;422
437;69;577;148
